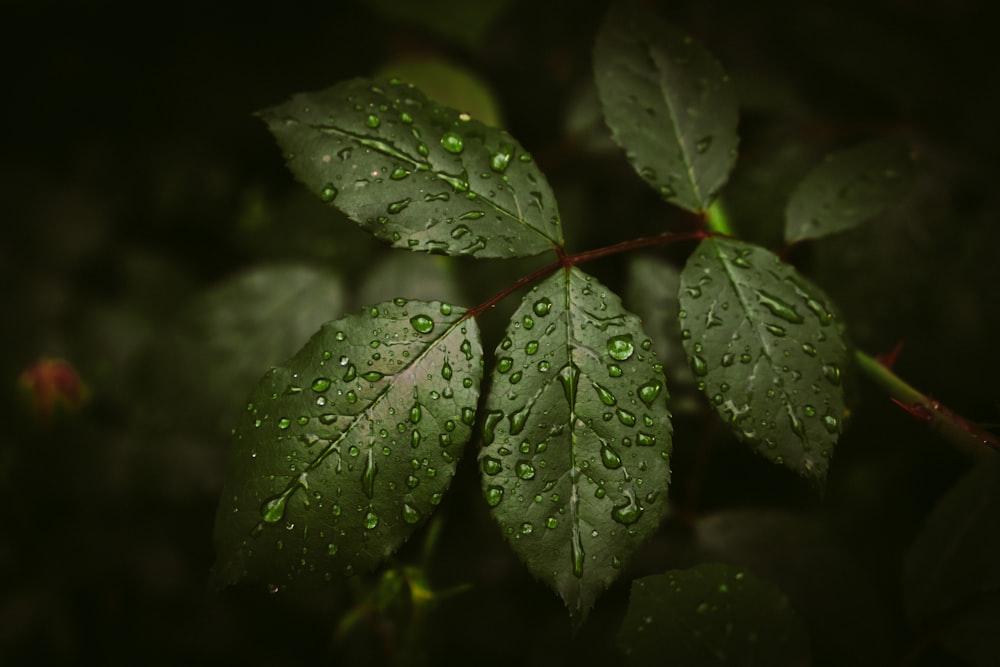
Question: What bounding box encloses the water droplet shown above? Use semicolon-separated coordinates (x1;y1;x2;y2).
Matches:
637;432;656;446
617;409;636;427
757;290;804;323
559;363;580;404
387;198;411;214
485;486;504;507
390;167;410;180
364;511;379;530
319;184;338;202
537;360;551;372
520;522;534;535
764;324;787;337
497;357;513;373
408;314;434;334
638;381;662;406
802;343;818;356
460;339;473;360
731;248;753;268
337;147;352;161
277;417;291;430
696;136;713;154
691;355;708;376
509;406;529;434
361;371;384;382
601;443;622;468
571;529;584;578
822;364;841;385
362;450;377;498
482;410;504;445
515;460;535;480
594;383;617;406
460;407;475;425
440;131;464;153
525;341;539;355
611;494;641;525
311;377;332;392
261;485;297;523
607;334;635;361
366;114;380;128
402;503;421;524
823;415;839;433
607;364;623;378
533;298;553;316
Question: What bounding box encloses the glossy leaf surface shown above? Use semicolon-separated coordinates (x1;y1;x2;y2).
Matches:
213;299;482;588
618;563;810;666
479;267;673;622
678;237;849;486
259;78;562;258
785;140;914;243
594;1;738;212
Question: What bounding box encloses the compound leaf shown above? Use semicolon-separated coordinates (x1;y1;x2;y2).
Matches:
594;1;738;213
678;237;849;486
618;563;810;666
785;140;915;243
259;78;563;258
479;267;673;623
213;299;483;588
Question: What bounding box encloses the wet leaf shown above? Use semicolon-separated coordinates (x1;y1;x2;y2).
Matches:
678;237;849;486
903;456;1000;666
258;78;562;258
785;140;915;243
618;563;810;666
212;299;482;588
593;1;739;212
479;267;673;623
376;57;503;128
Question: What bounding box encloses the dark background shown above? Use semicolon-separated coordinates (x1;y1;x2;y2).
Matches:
2;0;998;665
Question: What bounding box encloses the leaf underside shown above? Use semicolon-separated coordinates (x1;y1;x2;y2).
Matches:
593;1;739;213
479;267;673;623
618;563;810;666
213;299;483;589
678;237;849;486
259;77;563;258
785;140;915;243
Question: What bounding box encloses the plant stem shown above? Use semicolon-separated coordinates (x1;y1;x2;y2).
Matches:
854;350;998;460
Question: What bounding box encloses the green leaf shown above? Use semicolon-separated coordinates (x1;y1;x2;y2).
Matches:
784;140;915;243
678;237;849;486
157;263;345;437
364;0;514;51
375;57;503;128
618;563;810;666
258;78;563;258
213;299;483;588
478;267;673;622
593;1;739;212
903;456;1000;663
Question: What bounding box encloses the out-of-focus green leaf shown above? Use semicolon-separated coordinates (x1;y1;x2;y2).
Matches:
618;563;810;666
213;299;482;588
376;58;503;128
593;1;738;212
259;78;562;258
678;237;849;486
903;457;1000;666
785;140;915;243
364;0;513;51
158;264;345;436
479;267;672;623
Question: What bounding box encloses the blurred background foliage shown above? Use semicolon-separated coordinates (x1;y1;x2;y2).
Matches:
1;0;998;665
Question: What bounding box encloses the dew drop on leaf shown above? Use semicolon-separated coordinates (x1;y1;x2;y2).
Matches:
409;314;434;333
440;131;464;153
401;503;421;524
311;377;332;392
319;184;338;203
485;485;504;507
607;334;635;360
